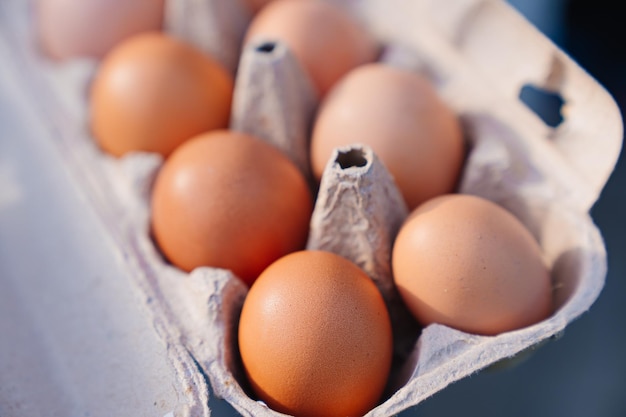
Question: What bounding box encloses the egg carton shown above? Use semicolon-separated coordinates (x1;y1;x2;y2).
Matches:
2;0;623;416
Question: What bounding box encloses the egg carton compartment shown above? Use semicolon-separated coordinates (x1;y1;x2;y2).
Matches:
1;0;622;416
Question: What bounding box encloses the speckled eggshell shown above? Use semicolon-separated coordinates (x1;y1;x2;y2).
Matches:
392;194;554;335
150;130;313;285
238;250;393;417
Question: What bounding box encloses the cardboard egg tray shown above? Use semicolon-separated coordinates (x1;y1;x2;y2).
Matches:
1;0;623;415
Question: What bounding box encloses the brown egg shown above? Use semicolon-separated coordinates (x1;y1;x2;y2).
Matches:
238;250;393;417
90;32;233;158
392;194;553;336
311;63;464;210
150;130;312;285
242;0;277;14
36;0;164;60
245;0;379;97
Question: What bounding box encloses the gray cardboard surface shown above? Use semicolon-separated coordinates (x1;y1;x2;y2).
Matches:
0;51;183;417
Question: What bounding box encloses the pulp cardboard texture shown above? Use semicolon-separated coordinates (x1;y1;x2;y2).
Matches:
1;0;623;416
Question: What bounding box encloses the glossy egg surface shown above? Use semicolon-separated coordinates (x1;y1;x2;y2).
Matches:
90;32;233;157
392;194;553;335
311;63;464;210
150;130;312;285
239;250;393;417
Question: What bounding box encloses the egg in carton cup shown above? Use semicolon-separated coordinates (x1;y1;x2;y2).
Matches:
6;0;623;415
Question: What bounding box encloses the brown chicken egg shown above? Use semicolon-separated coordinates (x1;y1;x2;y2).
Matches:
311;63;465;210
36;0;165;60
238;250;393;417
242;0;277;14
392;194;553;335
90;32;233;158
245;0;379;97
150;130;312;285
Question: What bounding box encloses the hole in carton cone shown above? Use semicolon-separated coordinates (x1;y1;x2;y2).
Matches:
256;42;276;53
519;84;565;128
336;148;368;169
